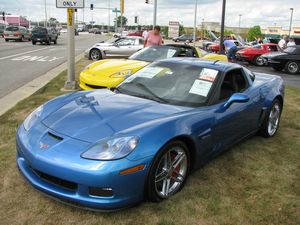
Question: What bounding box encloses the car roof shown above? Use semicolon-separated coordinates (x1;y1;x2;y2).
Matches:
158;58;241;72
165;44;196;50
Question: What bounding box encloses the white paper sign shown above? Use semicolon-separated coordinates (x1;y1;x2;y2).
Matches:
166;49;177;58
199;68;219;82
189;80;213;97
134;67;164;79
56;0;84;8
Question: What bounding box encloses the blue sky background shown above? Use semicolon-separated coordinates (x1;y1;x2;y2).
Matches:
0;0;299;28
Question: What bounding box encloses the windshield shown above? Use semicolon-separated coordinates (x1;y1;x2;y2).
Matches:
129;46;197;62
5;26;19;32
32;28;47;34
284;47;296;54
117;62;220;107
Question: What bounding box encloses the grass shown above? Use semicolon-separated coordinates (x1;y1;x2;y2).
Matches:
0;58;299;225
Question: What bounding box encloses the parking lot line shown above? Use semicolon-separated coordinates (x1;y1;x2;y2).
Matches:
0;46;55;61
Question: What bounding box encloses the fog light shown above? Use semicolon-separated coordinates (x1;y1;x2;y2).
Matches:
89;187;113;197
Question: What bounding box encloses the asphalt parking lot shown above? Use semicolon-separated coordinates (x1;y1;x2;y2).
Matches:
0;33;107;98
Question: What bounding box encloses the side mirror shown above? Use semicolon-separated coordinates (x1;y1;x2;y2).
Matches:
223;93;249;109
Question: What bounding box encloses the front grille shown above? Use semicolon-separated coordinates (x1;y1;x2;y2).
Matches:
85;83;106;89
32;168;77;191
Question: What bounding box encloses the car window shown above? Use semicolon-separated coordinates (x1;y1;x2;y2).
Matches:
118;39;135;46
5;26;19;32
218;69;248;101
267;45;278;52
253;45;262;49
284;47;296;54
118;62;220;107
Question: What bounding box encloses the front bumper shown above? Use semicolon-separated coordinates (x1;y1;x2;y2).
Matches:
16;125;151;210
79;71;124;90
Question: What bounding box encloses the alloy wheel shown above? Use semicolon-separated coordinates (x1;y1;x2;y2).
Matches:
154;146;188;198
268;102;281;136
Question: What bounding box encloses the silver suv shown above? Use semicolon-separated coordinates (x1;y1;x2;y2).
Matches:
4;26;31;42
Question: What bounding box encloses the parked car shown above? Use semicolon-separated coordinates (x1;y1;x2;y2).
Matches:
262;46;300;74
60;28;68;34
173;34;196;43
236;43;280;66
208;40;245;53
80;44;228;90
0;23;6;37
31;27;58;45
17;58;284;211
113;31;129;38
4;26;31;42
85;36;144;61
127;30;143;37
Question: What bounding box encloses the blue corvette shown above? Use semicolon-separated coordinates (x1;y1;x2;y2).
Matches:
16;58;284;211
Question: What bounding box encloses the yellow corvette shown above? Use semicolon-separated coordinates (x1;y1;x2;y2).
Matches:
80;44;228;90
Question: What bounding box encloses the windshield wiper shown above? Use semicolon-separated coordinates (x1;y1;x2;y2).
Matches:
127;82;168;104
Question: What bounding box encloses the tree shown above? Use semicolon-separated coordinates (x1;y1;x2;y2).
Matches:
115;16;128;27
247;25;263;41
179;24;185;36
48;17;59;26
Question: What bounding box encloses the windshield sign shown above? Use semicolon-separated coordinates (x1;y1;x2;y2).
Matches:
119;62;219;107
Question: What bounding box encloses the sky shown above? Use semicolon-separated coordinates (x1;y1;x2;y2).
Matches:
0;0;299;28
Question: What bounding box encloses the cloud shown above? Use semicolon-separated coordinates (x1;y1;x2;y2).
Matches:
0;0;299;28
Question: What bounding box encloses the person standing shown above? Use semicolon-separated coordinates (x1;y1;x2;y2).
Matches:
287;38;296;47
142;27;149;39
278;36;287;49
144;26;163;47
224;38;238;62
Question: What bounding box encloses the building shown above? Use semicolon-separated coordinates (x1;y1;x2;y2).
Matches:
0;14;29;27
262;26;300;38
198;21;249;37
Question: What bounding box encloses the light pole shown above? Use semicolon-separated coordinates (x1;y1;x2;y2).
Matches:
238;14;242;28
219;0;226;54
288;8;294;37
153;0;157;28
44;0;47;28
108;0;110;30
193;0;198;45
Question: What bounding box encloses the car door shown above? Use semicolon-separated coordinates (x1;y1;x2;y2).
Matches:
111;38;136;56
211;68;264;151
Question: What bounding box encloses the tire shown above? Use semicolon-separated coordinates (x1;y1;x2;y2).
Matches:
20;36;24;42
53;39;57;44
259;99;282;138
146;140;190;202
285;61;300;75
5;39;8;42
254;55;265;66
32;41;36;45
272;65;283;72
46;40;50;45
90;49;102;61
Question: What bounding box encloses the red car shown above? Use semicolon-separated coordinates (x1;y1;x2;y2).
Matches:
127;30;143;37
208;40;243;53
236;43;280;66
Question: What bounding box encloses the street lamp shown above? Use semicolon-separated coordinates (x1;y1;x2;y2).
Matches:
193;0;198;45
288;8;294;37
219;0;226;54
238;14;242;28
44;0;48;28
153;0;157;28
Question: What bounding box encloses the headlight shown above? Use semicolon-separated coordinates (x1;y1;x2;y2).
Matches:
81;136;139;160
23;105;43;131
110;70;132;78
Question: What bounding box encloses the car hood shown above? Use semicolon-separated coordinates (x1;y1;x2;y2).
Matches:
262;51;286;58
42;90;190;143
82;59;149;79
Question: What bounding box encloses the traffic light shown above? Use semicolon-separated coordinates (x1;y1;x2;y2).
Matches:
74;9;77;12
120;0;124;14
90;4;94;10
2;12;5;21
145;0;149;3
134;16;138;24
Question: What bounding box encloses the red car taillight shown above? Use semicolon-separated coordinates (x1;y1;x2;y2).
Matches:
14;32;21;37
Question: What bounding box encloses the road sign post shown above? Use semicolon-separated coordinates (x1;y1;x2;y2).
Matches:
56;0;84;90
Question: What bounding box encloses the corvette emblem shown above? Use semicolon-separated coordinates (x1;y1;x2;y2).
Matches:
39;143;49;149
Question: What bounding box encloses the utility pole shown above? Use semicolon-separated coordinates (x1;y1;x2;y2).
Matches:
219;0;226;54
153;0;157;28
193;0;198;45
44;0;47;27
64;8;76;90
108;0;110;31
289;8;294;37
238;14;242;28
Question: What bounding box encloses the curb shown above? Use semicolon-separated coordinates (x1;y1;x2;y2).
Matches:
0;53;84;116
